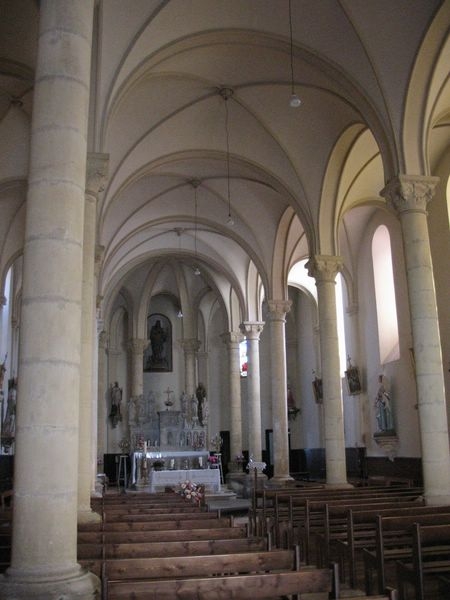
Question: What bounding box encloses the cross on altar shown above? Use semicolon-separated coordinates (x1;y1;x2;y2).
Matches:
164;387;174;409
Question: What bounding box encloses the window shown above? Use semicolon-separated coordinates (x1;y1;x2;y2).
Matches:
372;225;400;364
239;340;248;377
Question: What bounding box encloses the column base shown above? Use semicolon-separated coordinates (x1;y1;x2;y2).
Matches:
225;472;247;496
227;461;245;473
269;475;294;487
324;481;354;489
0;564;99;600
423;493;450;506
242;472;268;498
78;507;101;524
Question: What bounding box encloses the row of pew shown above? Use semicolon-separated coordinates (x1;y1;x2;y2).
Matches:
251;480;450;599
81;490;338;599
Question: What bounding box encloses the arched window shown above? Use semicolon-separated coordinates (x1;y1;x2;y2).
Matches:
240;340;248;377
372;225;400;364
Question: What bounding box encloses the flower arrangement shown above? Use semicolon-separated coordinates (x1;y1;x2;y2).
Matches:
235;454;245;464
207;455;218;466
178;480;205;504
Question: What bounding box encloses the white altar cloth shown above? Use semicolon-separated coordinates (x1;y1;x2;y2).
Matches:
149;468;221;493
131;450;209;485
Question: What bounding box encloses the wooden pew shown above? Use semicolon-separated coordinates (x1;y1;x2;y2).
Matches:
396;523;450;600
313;498;426;567
101;547;301;599
336;503;450;589
100;505;205;516
78;524;248;546
80;536;269;564
275;492;423;562
103;511;218;523
80;516;234;534
105;568;335;600
303;495;424;563
364;511;450;595
258;486;423;547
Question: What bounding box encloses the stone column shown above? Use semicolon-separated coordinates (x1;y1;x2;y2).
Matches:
128;338;149;398
240;322;264;461
181;338;201;397
381;175;450;505
0;297;6;428
78;154;108;522
0;2;98;599
267;300;292;483
97;330;108;463
0;296;6;395
92;244;108;478
221;331;244;470
307;256;349;487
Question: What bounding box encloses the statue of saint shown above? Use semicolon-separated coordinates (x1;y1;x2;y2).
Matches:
374;375;394;432
109;381;123;428
149;319;166;365
2;378;16;438
191;394;199;423
196;382;207;426
0;355;6;389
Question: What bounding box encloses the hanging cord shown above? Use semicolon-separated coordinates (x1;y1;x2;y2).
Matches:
224;96;232;221
289;0;295;96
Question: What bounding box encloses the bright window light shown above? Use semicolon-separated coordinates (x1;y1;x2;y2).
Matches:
372;225;400;364
240;340;248;377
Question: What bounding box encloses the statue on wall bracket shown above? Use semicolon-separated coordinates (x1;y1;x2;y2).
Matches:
373;373;398;461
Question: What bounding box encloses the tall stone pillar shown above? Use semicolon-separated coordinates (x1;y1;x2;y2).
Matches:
240;322;264;461
181;339;201;396
381;175;450;505
97;330;108;463
221;331;244;470
267;300;292;483
0;2;98;599
307;256;349;487
128;338;149;398
78;154;108;522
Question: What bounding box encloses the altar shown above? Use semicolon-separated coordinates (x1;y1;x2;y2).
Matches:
125;390;217;492
149;468;220;493
131;450;210;486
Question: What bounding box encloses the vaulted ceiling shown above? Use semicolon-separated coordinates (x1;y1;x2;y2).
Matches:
1;0;449;326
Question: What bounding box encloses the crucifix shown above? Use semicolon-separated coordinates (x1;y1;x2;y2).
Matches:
164;387;174;409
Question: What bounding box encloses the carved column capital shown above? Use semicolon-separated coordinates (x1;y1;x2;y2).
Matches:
181;338;201;354
98;330;108;350
240;321;265;340
346;302;359;316
86;152;109;197
128;338;149;355
95;244;105;278
221;331;244;347
306;255;343;283
381;174;440;215
267;299;292;321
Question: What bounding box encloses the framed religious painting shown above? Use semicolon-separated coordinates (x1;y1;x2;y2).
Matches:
345;365;362;396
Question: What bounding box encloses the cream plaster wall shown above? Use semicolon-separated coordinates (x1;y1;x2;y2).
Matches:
428;151;450;410
356;210;421;458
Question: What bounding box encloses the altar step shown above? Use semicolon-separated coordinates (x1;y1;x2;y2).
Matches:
205;485;251;516
205;488;237;502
